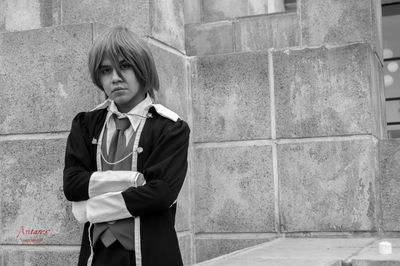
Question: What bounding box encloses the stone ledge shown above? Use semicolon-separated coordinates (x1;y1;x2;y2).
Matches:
350;239;400;266
194;238;400;266
1;245;80;266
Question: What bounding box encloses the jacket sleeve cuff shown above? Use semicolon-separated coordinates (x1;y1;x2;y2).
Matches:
87;191;132;223
88;171;142;198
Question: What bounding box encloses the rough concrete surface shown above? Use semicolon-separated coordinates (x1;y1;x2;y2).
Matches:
2;246;80;266
0;24;103;134
379;140;400;231
0;0;61;33
202;0;273;22
278;138;378;232
300;0;376;48
247;0;269;16
194;144;274;233
274;43;374;138
195;238;375;266
60;0;150;37
195;237;275;263
175;175;190;232
192;51;270;142
202;0;248;22
0;138;82;245
178;233;193;266
235;13;300;52
370;51;386;139
151;0;185;52
184;0;201;24
185;21;233;56
351;239;400;266
148;41;190;122
371;0;383;62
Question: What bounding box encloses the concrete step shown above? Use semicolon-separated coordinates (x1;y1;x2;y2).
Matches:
350;239;400;266
185;12;299;56
194;238;400;266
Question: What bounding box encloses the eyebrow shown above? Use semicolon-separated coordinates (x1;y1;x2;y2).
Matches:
100;59;128;68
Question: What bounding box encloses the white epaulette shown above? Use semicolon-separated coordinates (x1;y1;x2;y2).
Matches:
91;99;112;111
152;104;180;122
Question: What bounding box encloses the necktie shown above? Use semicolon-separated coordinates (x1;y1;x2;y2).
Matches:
100;115;131;247
108;116;131;162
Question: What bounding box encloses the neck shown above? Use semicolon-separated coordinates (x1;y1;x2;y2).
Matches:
116;94;147;113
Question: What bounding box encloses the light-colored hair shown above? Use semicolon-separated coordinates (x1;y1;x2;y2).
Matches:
88;25;159;98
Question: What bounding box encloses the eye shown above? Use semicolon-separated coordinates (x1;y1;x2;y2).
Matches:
120;63;132;70
100;67;111;74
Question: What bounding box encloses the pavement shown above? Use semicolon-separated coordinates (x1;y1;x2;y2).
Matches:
194;238;400;266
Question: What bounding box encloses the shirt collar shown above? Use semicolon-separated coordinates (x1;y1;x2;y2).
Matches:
92;94;153;132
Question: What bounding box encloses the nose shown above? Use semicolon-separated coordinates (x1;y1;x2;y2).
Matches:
111;69;122;83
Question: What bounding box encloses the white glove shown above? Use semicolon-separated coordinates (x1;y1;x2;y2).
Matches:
72;201;88;223
135;172;146;186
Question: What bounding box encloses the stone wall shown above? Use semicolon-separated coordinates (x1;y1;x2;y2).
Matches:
0;0;192;265
189;0;386;263
0;0;389;265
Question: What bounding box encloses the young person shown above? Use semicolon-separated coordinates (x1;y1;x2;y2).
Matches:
63;25;190;266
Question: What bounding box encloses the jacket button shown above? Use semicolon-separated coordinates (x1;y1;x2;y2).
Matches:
136;147;143;153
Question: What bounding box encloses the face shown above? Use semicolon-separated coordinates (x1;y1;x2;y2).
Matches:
99;56;146;113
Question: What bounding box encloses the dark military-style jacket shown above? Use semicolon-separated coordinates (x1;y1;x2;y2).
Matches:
63;103;190;266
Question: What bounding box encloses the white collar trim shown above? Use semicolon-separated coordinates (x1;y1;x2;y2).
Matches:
92;94;153;132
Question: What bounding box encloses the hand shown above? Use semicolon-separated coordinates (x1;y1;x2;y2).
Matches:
72;201;88;223
136;173;146;186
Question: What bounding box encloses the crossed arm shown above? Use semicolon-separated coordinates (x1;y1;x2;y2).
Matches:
63;113;190;224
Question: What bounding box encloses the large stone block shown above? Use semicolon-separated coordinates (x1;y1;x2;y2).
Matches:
0;24;103;134
379;140;400;231
0;138;82;245
300;0;379;50
274;43;376;138
279;138;378;232
178;233;193;266
235;13;299;52
202;0;248;22
151;0;185;52
148;41;190;121
93;23;110;41
184;0;201;24
176;175;190;232
370;53;386;140
194;144;275;233
248;0;268;16
0;0;60;33
60;0;150;37
185;21;234;56
2;246;79;266
195;236;273;263
192;51;270;142
371;0;383;62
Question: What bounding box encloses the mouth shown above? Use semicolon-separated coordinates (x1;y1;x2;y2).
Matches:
112;87;126;93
